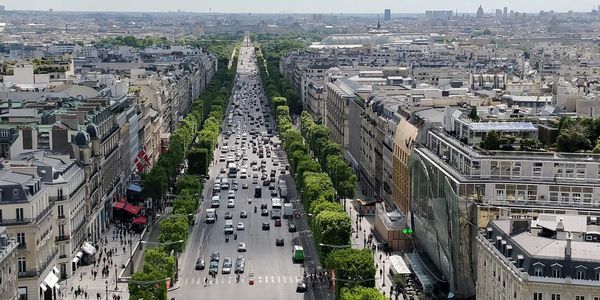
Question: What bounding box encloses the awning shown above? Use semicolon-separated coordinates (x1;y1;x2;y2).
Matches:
132;216;147;225
43;271;59;289
118;196;127;203
123;204;141;215
389;255;411;275
113;202;126;209
127;183;143;193
81;242;95;255
76;251;83;258
40;284;47;292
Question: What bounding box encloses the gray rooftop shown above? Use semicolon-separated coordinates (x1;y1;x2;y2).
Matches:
468;122;537;132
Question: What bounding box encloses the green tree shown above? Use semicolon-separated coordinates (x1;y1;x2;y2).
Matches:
176;175;202;195
325;249;376;292
128;270;168;300
143;248;175;281
158;215;189;252
313;211;351;257
142;166;168;202
519;138;540;151
187;148;209;175
327;155;357;199
556;129;592;152
309;198;344;216
302;172;336;205
340;286;386;300
468;106;480;121
480;131;501;150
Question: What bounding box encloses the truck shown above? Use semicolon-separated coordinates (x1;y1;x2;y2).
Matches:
283;203;293;218
205;208;216;223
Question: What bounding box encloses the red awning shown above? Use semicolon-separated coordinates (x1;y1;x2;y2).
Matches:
113;202;126;209
132;216;147;225
123;204;142;215
118;196;127;203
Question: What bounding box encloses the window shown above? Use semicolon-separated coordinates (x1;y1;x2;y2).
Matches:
58;205;64;217
15;208;24;221
16;233;25;247
533;293;543;300
576;269;586;280
17;257;25;273
551;294;560;300
596;271;600;281
0;209;2;223
552;268;561;278
576;296;585;300
534;267;543;276
58;224;65;237
18;287;27;300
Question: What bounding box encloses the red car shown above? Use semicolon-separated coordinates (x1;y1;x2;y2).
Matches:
275;219;282;227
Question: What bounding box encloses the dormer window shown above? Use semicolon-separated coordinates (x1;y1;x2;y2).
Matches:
12;189;18;198
551;263;563;278
575;266;587;280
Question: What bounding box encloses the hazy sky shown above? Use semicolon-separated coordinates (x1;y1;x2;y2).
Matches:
2;0;599;14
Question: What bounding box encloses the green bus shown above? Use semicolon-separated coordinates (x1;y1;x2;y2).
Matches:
292;245;304;263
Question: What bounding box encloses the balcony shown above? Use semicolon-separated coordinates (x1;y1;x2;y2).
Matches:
55;235;70;242
49;195;67;202
18;271;37;278
0;218;33;225
57;215;66;220
17;242;26;249
17;250;58;279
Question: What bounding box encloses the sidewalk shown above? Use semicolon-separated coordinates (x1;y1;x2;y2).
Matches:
59;223;143;300
346;194;396;297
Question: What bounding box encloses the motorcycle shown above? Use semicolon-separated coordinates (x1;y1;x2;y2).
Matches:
234;233;238;240
254;206;257;213
225;235;229;243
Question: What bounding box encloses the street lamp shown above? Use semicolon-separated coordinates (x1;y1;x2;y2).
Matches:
382;260;386;287
114;265;118;290
105;280;108;300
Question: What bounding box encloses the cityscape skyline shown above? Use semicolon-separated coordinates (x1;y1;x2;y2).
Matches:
1;0;600;14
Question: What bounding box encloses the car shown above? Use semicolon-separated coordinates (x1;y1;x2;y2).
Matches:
222;258;232;274
273;160;279;166
227;200;235;208
270;189;277;197
228;191;235;199
231;183;238;191
269;183;275;190
220;168;227;174
262;222;270;230
296;281;307;293
240;211;248;218
209;261;219;275
237;242;247;252
261;209;269;216
242;183;249;189
288;222;297;232
260;203;268;210
263;180;270;186
219;155;226;162
275;219;282;227
235;257;245;274
195;258;205;270
210;251;220;263
275;238;284;246
224;212;233;219
237;222;245;230
252;177;258;184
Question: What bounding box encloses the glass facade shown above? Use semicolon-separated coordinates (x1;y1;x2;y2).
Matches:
410;150;477;298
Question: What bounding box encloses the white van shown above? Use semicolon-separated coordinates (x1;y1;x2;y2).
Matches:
205;208;216;223
240;168;248;179
224;220;234;234
211;196;220;208
222;146;229;153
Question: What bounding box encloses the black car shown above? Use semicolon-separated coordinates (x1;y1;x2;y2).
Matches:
262;222;270;230
288;222;297;233
195;258;205;270
260;203;268;209
270;189;277;197
275;238;284;246
263;180;270;186
224;212;233;219
261;209;269;216
240;211;248;218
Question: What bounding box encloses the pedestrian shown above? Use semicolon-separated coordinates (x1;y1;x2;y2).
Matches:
97;292;101;300
380;268;383;277
204;277;208;286
379;254;382;261
80;272;83;281
84;291;88;299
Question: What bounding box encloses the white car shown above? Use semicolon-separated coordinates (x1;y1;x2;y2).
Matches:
237;242;247;252
237;222;245;230
228;200;235;208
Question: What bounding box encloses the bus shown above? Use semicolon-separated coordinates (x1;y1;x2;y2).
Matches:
271;198;282;219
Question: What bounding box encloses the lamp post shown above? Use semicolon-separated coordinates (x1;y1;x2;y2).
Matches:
129;240;133;275
382;260;386;287
105;280;108;300
114;265;118;290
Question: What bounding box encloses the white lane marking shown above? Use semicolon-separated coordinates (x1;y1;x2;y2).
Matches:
283;276;287;283
278;276;281;283
196;277;201;285
271;276;275;283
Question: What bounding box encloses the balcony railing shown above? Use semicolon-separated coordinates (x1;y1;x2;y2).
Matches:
49;195;67;202
55;235;70;242
18;271;37;278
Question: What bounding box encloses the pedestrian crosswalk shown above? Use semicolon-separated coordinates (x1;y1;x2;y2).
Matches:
180;275;302;286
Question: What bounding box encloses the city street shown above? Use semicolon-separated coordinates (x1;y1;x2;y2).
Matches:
171;36;327;300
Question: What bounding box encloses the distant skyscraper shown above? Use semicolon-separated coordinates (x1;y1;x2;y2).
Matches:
476;5;484;18
0;5;5;12
384;9;391;21
503;7;508;17
495;9;502;18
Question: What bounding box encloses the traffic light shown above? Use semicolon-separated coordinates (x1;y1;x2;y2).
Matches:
402;228;413;235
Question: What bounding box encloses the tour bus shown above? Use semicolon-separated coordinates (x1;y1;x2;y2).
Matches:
271;198;282;219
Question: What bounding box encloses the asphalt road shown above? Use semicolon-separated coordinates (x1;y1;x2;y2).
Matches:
170;36;329;300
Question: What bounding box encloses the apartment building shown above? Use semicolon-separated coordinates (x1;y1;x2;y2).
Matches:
0;227;19;300
0;166;58;300
476;216;600;300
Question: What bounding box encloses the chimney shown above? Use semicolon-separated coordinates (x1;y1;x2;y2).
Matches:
565;232;573;278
